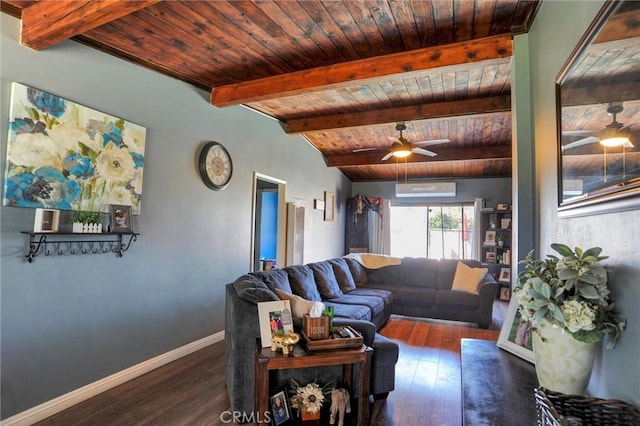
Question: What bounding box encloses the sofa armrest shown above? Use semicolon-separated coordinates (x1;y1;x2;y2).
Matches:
332;318;376;347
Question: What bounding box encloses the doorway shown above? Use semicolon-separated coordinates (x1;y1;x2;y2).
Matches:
251;173;286;272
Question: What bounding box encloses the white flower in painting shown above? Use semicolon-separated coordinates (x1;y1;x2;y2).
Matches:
95;147;136;181
123;126;146;153
130;168;144;195
48;125;100;154
107;185;133;206
8;133;64;169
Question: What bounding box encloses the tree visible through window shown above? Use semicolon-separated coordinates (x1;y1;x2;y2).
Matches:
390;204;474;259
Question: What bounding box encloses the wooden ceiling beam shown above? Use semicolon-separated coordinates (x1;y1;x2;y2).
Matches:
325;145;512;167
211;34;513;107
285;95;511;134
20;0;160;50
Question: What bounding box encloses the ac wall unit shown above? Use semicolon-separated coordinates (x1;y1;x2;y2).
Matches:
395;182;456;197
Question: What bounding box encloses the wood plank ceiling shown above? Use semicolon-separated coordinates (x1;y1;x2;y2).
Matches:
1;0;543;182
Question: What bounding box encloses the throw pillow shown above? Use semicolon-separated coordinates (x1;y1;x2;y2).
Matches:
232;274;280;303
329;258;357;292
309;261;343;299
451;261;488;295
275;288;316;319
286;265;322;301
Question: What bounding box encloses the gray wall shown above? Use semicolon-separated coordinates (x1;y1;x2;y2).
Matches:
0;14;350;418
528;1;639;403
352;178;512;207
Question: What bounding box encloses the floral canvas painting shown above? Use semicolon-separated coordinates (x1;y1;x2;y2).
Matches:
3;83;146;214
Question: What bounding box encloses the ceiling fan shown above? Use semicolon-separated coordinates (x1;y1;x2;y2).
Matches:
353;122;450;161
563;102;634;151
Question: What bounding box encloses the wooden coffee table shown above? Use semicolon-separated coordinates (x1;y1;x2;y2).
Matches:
255;340;372;426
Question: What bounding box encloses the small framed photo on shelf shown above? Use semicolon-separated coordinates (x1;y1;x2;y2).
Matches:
33;208;60;232
486;252;497;263
257;300;294;348
498;267;511;283
484;230;496;245
269;386;294;426
109;204;132;233
497;203;509;211
499;287;511;301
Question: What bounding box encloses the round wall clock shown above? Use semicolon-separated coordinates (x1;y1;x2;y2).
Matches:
198;141;233;190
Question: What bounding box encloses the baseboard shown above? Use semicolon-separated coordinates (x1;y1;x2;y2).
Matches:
1;331;224;426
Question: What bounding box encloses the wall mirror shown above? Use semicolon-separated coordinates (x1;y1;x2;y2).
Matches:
556;1;640;216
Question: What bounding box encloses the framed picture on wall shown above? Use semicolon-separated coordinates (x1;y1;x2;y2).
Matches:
324;191;335;222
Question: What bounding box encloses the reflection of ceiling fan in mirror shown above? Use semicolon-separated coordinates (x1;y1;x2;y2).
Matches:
563;102;634;151
353;122;450;161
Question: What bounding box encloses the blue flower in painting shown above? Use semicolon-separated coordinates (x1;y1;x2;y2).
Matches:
130;152;144;169
4;168;81;209
63;152;95;179
10;118;47;135
27;88;66;118
3;173;39;207
86;119;124;148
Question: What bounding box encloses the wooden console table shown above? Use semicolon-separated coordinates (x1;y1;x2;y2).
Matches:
255;340;372;426
461;338;539;425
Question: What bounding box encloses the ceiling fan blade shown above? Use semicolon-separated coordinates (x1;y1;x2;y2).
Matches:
352;147;377;153
413;138;450;147
562;136;600;151
562;130;598;136
387;136;401;143
412;147;437;157
381;152;393;161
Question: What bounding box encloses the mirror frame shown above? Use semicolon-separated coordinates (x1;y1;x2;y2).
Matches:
556;1;640;217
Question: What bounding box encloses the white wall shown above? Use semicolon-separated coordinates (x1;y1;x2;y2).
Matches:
528;1;639;403
0;14;350;418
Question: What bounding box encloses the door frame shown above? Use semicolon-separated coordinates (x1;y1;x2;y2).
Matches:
250;172;287;271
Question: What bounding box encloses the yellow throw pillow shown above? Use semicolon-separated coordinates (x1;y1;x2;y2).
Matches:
451;261;488;295
275;288;316;319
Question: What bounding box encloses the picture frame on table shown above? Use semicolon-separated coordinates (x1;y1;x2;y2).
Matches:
109;204;132;233
257;300;294;348
497;298;534;363
498;267;511;283
269;386;294;426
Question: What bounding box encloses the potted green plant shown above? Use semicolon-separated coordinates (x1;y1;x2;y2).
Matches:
513;243;626;394
70;211;102;233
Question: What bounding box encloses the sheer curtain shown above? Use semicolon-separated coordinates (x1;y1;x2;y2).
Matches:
368;199;391;254
471;197;484;260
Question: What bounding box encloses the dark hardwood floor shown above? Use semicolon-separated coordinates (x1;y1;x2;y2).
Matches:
35;301;507;426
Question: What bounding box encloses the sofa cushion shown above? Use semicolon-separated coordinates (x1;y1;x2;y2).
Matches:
345;258;368;285
274;289;316;319
450;261;488;295
233;274;279;304
323;301;372;322
328;294;386;319
346;288;394;306
366;264;402;285
434;289;480;308
251;269;293;294
309;261;343;299
286;265;322;301
329;258;357;292
400;257;439;287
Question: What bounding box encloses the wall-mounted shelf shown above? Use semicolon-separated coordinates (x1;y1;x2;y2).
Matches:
21;232;139;263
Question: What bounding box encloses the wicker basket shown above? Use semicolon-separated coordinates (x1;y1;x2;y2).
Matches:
535;387;640;426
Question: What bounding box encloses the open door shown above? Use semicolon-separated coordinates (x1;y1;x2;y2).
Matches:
251;172;286;272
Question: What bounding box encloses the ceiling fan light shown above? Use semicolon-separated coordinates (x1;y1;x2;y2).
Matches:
392;149;411;158
600;136;631;147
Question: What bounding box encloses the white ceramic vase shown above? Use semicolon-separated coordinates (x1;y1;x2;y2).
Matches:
532;321;595;395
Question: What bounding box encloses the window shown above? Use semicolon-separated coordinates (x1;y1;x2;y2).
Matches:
390;204;474;259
